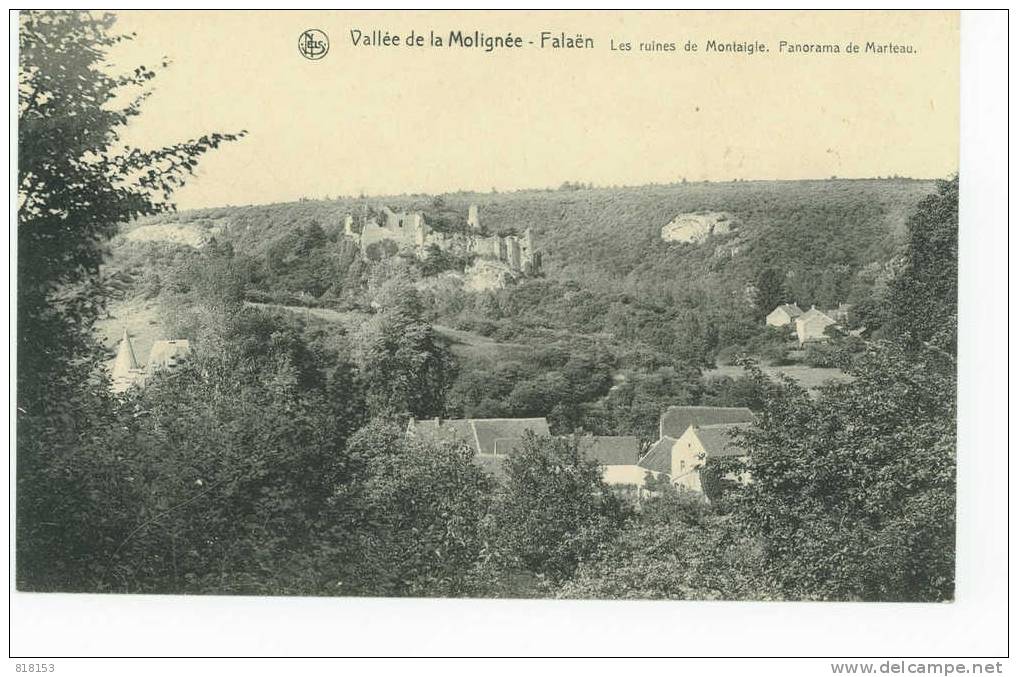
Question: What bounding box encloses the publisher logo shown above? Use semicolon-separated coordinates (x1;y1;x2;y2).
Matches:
298;29;329;60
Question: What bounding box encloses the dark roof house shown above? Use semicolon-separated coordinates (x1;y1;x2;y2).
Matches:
693;423;753;458
658;406;755;440
406;417;551;455
577;436;642;465
473;418;550;455
406;417;475;449
638;436;677;474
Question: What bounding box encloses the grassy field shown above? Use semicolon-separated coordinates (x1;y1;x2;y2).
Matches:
705;364;853;391
244;301;532;363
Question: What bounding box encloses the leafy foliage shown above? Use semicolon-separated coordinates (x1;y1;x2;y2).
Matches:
16;11;243;590
887;176;958;353
728;348;956;601
753;268;788;321
354;276;457;417
560;487;776;600
484;434;629;585
340;420;495;596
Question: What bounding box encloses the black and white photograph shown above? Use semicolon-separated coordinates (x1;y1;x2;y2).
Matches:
9;8;1009;665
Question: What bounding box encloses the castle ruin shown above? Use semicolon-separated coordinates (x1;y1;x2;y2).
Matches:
353;203;541;274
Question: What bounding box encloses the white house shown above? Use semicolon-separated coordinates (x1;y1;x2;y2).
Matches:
766;302;803;328
639;422;752;495
795;306;837;344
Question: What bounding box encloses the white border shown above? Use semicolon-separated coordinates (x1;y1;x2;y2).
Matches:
5;8;1010;668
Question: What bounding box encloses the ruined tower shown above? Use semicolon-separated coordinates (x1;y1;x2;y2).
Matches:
413;214;429;249
506;236;522;270
521;228;541;273
467;204;481;231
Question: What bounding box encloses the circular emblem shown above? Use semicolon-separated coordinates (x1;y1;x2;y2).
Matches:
298;29;329;60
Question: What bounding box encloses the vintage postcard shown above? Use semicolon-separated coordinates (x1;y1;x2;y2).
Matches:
15;8;963;615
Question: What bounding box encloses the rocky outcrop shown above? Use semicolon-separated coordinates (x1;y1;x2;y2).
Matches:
660;212;734;244
123;218;228;248
464;259;518;291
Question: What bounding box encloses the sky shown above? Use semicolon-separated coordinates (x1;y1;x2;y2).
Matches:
107;10;960;210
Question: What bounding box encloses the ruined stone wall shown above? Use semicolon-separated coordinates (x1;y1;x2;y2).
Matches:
348;206;540;274
469;235;503;261
506;237;522;269
360;218;417;253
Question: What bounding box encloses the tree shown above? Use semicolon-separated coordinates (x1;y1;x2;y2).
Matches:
560;487;777;600
728;348;955;602
18;12;244;398
338;419;495;596
356;277;457;417
57;302;368;595
485;434;628;586
16;11;243;590
887;176;958;353
752;268;788;321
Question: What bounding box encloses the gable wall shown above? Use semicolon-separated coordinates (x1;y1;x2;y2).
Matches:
672;428;706;492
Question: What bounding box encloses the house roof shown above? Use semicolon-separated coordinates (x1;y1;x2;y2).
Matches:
147;339;191;371
693;423;753;458
492;437;525;456
638;436;677;474
407;418;476;449
472;418;550;455
407;417;550;455
577;435;642;465
772;303;803;318
659;406;755;440
797;307;835;324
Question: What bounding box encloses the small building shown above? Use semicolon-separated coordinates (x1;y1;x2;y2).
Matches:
406;417;552;479
403;411;549;454
795;306;837;344
601;464;659;487
657;405;755;441
577;435;641;466
574;435;659;490
110;332;191;394
480;436;649;486
640;406;756;493
766;302;803;328
670;423;752;493
638;423;752;494
147;339;191;372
